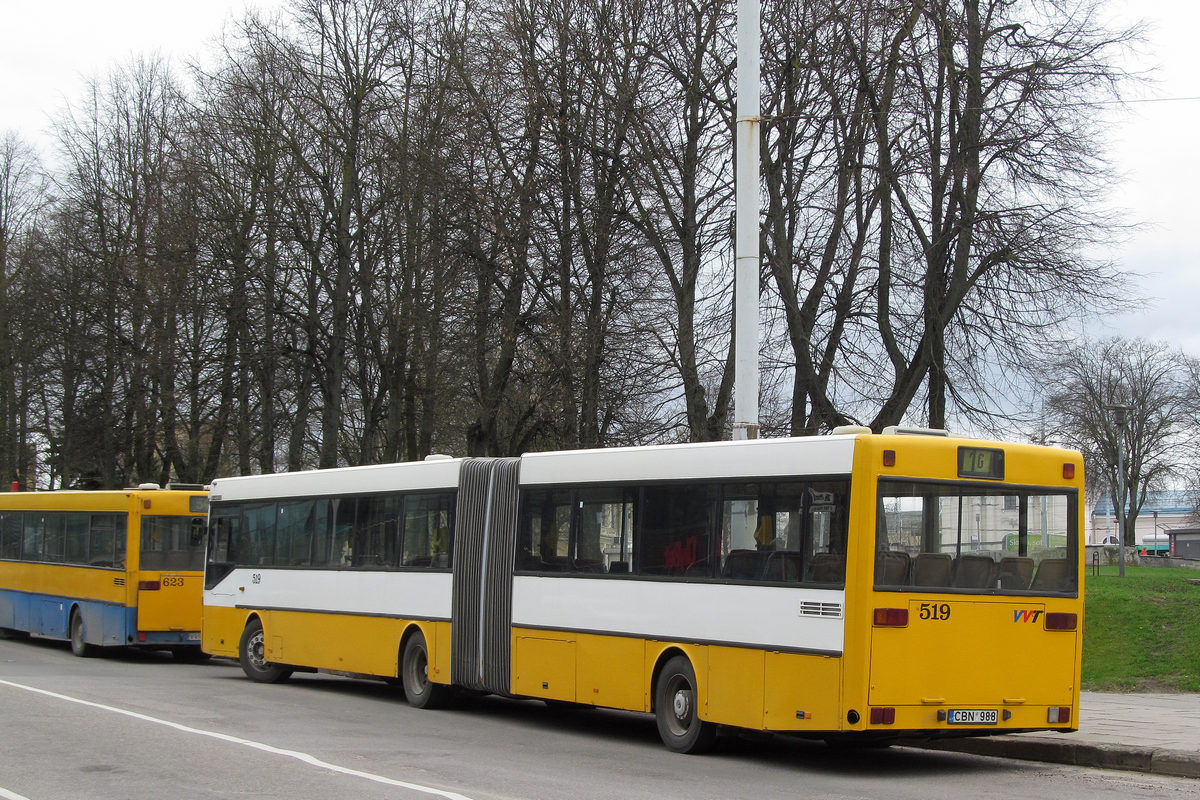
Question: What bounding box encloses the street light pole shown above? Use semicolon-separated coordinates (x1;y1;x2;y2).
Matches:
1106;404;1130;578
732;0;760;441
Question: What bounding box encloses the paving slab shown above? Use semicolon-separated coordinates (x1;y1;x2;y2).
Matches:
911;692;1200;778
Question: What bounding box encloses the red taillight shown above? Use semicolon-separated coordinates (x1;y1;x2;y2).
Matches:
137;632;147;642
883;449;896;467
870;707;896;725
1048;706;1071;724
1045;612;1077;631
873;607;908;627
1063;463;1075;479
138;580;161;591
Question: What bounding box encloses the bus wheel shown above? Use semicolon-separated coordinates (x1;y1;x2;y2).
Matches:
238;619;292;684
69;610;96;658
654;655;717;754
401;631;448;709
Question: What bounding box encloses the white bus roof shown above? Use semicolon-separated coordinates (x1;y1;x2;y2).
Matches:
518;435;858;486
209;458;464;502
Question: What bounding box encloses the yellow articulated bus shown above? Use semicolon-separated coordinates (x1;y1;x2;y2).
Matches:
0;485;210;657
202;429;1083;752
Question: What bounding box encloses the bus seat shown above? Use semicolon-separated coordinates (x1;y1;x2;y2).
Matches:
997;556;1034;589
805;552;845;583
874;550;910;586
609;560;629;574
1030;558;1071;592
952;554;996;588
763;551;804;582
912;553;953;587
722;549;764;580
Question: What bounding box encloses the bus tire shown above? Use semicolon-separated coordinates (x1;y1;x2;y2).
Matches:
654;655;717;754
238;619;292;683
401;631;448;709
69;609;96;658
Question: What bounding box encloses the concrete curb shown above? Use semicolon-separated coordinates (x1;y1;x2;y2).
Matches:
910;735;1200;779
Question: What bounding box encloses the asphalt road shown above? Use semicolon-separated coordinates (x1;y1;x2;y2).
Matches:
0;637;1196;800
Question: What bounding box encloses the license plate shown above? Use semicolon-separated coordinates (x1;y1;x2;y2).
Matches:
947;709;998;725
186;632;201;641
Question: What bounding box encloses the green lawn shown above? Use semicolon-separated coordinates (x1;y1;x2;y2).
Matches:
1083;565;1200;692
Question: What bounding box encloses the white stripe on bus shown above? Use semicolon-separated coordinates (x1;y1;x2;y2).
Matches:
0;679;475;800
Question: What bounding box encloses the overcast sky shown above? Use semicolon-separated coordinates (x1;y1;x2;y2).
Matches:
3;0;1198;355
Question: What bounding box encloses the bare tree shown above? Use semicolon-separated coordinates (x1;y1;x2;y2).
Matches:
0;133;48;487
855;0;1136;430
1045;338;1199;545
47;57;192;486
626;0;737;442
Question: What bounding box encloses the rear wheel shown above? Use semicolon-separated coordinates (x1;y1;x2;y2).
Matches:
401;631;448;709
69;610;96;658
654;655;717;754
238;619;292;683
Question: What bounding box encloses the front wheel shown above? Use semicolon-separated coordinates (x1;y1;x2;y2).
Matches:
401;631;448;709
69;610;96;658
654;655;717;754
238;619;292;683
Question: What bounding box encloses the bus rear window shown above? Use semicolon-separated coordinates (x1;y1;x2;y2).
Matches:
140;516;207;571
874;480;1077;595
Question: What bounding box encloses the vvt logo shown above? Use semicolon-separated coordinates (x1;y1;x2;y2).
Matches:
1013;609;1044;623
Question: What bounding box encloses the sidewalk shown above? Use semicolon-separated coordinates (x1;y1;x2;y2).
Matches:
912;692;1200;778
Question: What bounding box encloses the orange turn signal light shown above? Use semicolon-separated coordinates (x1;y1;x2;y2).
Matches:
873;607;908;627
1044;612;1077;631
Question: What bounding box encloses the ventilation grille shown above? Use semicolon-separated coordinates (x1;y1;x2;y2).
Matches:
800;601;843;618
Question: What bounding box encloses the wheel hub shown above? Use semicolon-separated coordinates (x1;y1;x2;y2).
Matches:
672;688;690;721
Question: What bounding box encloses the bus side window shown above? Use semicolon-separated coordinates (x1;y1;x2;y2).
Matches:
575;488;631;574
402;492;454;569
638;484;713;577
0;511;22;560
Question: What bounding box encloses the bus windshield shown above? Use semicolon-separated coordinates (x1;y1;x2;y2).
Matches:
140;515;207;571
874;479;1077;595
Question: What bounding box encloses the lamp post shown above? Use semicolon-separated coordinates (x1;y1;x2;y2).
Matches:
1106;404;1130;578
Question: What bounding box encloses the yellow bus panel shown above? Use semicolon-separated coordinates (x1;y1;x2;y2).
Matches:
707;647;765;730
577;634;645;711
763;652;843;732
869;597;1078;707
136;573;204;632
512;635;577;701
263;610;405;676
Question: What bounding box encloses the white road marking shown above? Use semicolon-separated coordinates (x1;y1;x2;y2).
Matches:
0;787;33;800
0;678;474;800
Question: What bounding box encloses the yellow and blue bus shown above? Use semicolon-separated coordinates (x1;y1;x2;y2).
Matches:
202;429;1083;751
0;485;209;657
